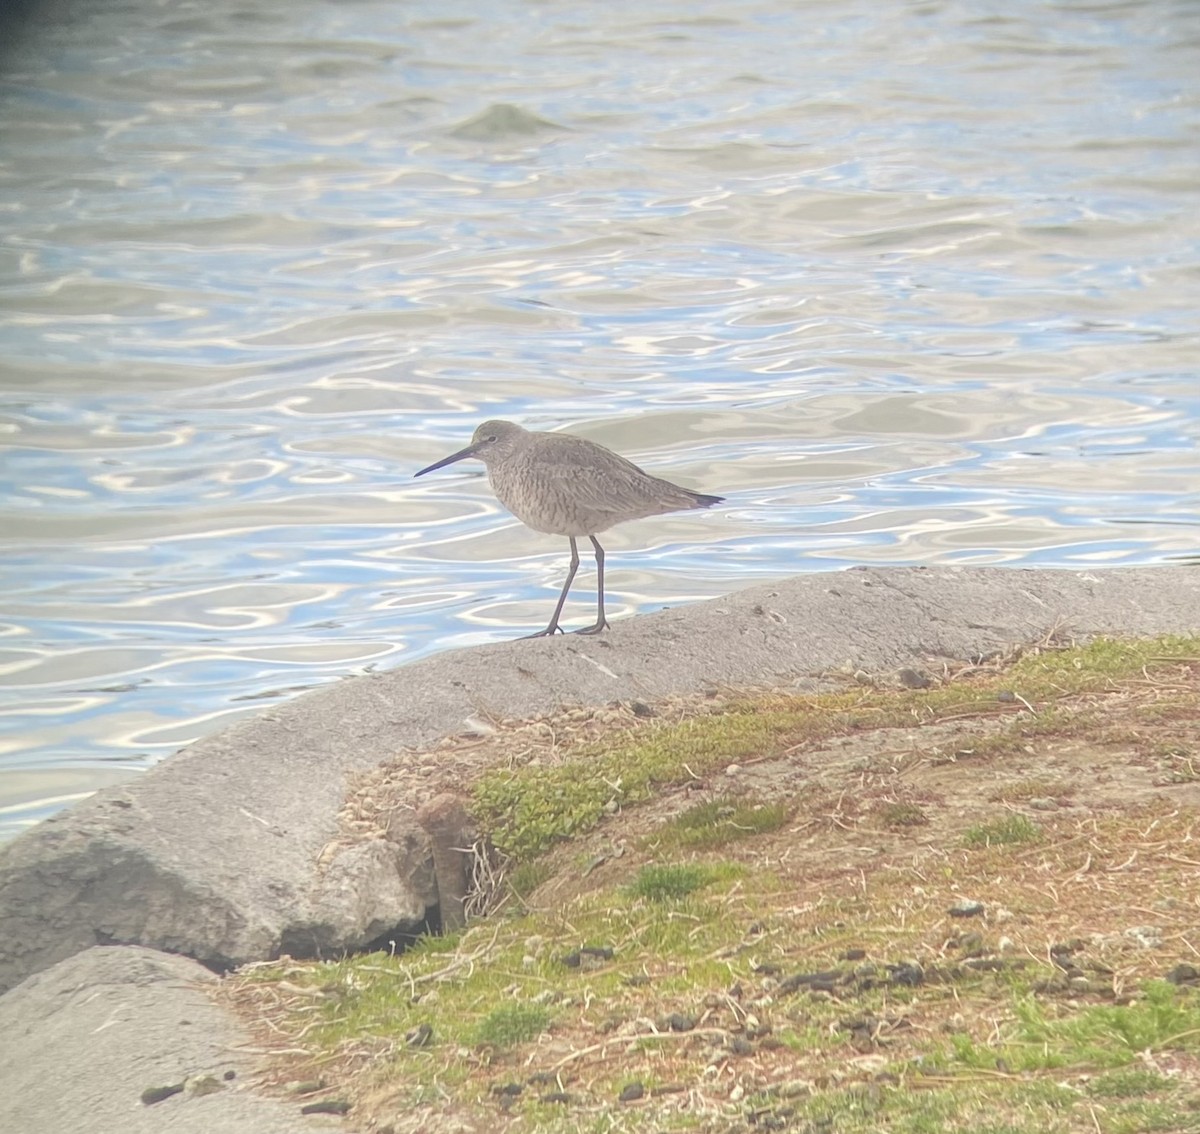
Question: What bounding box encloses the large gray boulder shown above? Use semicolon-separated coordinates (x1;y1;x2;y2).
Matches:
0;945;341;1134
1;566;1197;993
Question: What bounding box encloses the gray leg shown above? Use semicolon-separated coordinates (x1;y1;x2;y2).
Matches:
575;535;610;635
524;537;580;638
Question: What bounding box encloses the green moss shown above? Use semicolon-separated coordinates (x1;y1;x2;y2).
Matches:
963;814;1040;847
651;796;791;850
1086;1067;1173;1098
949;982;1200;1073
472;708;810;859
787;1078;1079;1134
473;1002;552;1048
472;635;1198;862
626;861;741;902
1102;1099;1200;1134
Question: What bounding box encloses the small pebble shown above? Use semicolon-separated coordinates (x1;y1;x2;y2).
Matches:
1166;963;1199;985
405;1023;433;1048
1028;797;1060;811
185;1074;224;1098
1125;925;1164;949
286;1080;325;1096
948;899;986;918
888;962;924;987
776;1078;813;1099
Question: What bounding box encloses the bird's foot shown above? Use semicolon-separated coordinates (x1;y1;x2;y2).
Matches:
522;623;565;639
574;618;610;636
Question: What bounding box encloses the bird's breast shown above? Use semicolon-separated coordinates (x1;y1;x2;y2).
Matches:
488;464;605;537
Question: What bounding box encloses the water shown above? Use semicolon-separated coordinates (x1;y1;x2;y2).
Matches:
1;0;1198;841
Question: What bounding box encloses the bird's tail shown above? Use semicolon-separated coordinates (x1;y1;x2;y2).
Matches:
689;491;724;509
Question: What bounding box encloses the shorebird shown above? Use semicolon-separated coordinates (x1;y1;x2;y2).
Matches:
415;420;723;637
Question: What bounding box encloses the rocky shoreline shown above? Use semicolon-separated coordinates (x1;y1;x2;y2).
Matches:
1;565;1198;1134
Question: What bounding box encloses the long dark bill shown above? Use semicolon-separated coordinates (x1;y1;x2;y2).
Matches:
413;442;482;477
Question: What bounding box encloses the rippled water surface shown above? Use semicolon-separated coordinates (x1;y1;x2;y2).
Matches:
2;0;1198;839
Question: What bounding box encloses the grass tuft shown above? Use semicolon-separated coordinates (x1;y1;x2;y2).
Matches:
473;1002;552;1048
652;796;791;850
950;981;1200;1073
874;800;929;828
963;814;1040;847
626;862;738;902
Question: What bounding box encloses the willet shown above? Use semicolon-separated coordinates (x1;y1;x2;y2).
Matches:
415;420;723;637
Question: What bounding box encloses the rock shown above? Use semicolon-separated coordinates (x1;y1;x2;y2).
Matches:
405;1024;433;1048
0;945;338;1134
185;1074;225;1098
1027;797;1060;811
562;945;614;969
293;836;434;956
286;1081;325;1096
619;1082;645;1102
887;962;924;987
776;1078;813;1099
1166;963;1200;985
779;969;843;994
897;668;931;689
1125;926;1164;949
948;899;985;918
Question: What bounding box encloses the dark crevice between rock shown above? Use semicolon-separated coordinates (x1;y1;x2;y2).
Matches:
361;905;443;956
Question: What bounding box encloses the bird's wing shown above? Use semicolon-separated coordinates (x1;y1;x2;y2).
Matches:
519;437;677;519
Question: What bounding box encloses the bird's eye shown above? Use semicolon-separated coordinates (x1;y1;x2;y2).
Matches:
486;434;498;443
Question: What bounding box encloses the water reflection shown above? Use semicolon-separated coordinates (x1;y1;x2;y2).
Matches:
1;0;1198;838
